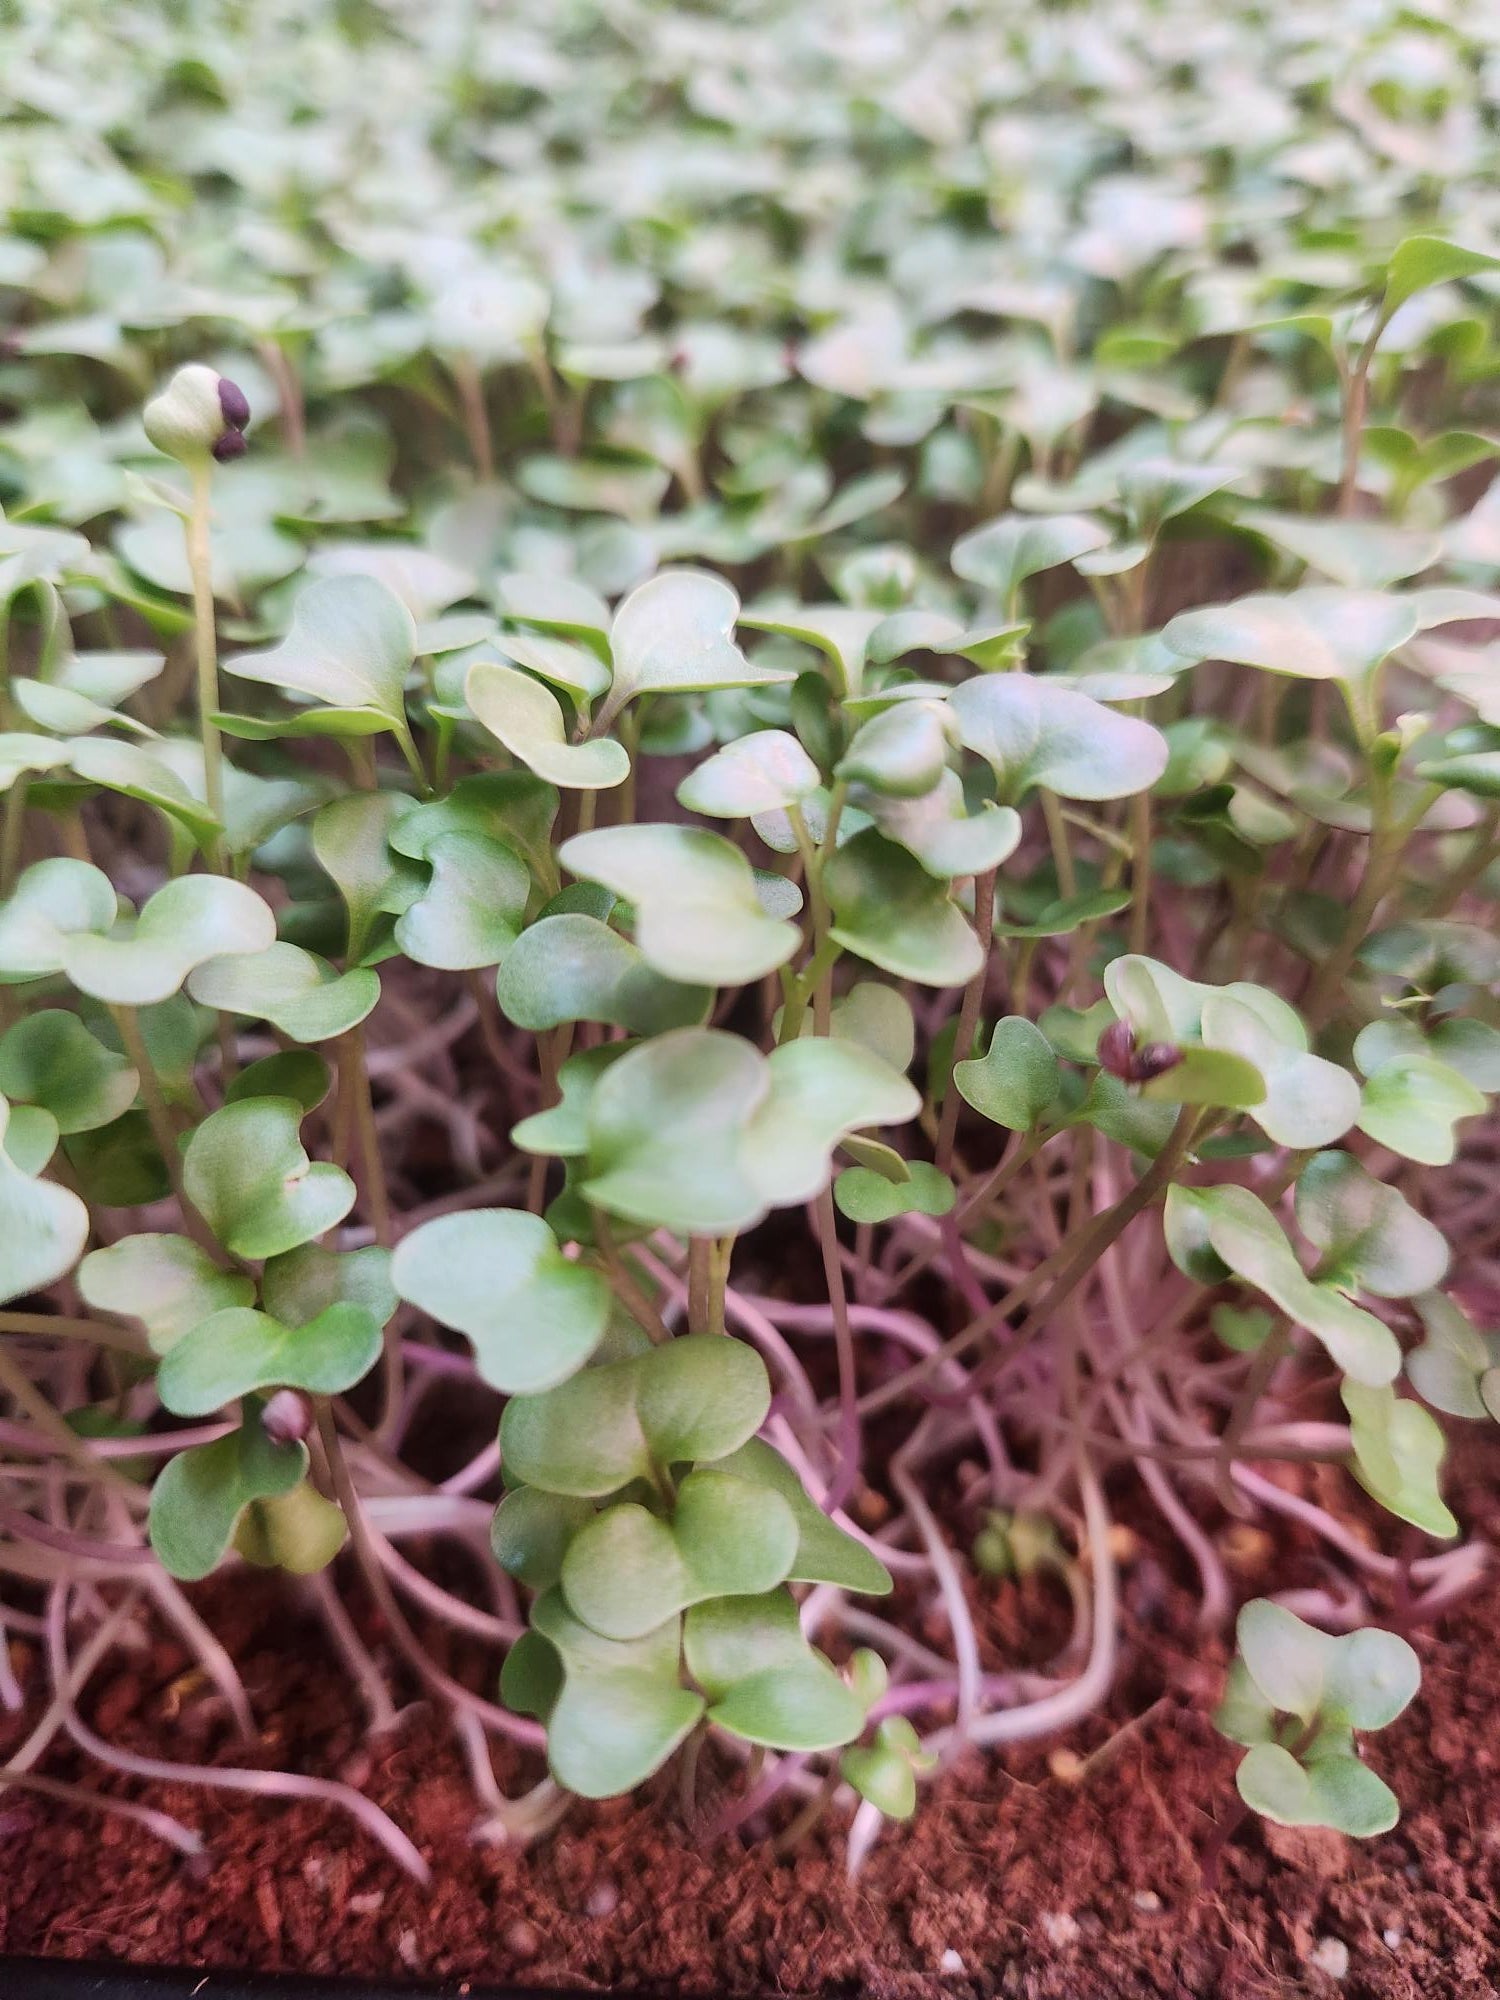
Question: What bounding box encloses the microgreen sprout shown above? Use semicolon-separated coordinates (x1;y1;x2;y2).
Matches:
0;0;1495;1897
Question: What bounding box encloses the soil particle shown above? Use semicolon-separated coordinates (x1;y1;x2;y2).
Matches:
0;1447;1497;1998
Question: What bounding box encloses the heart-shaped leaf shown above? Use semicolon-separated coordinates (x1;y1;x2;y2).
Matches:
148;1407;307;1582
576;1028;769;1233
683;1590;865;1750
500;1334;771;1497
1161;591;1499;742
1355;1051;1486;1166
711;1438;892;1593
78;1233;254;1353
560;825;800;986
496;914;710;1034
64;1113;170;1209
599;569;793;731
560;1471;799;1641
826;829;983;985
491;1488;597;1591
1235;1599;1419;1730
830;983;915;1072
1236;510;1442;590
496;572;611;649
739;604;888;700
739;1036;921;1209
0;1010;137;1133
994;885;1131;939
235;1480;347;1576
951;513;1111;602
864;774;1022;880
491;627;613;707
225;575;416;739
4;1104;58;1173
15;870;278;1007
188;944;380;1043
465;660;628;789
837;701;953;798
1295;1152;1449;1299
391;1208;610;1394
156;1302;383;1416
954;1017;1061;1132
950;675;1167;802
581;1027;919;1234
183;1098;356;1260
1165;1185;1400;1385
393;832;530;969
0;860;119;983
1106;959;1359;1147
1139;1045;1267;1112
310;792;415;963
842;1722;926;1820
226;1051;333;1113
1342;1381;1457;1538
676;730;820;819
502;1588;703;1798
390;772;558;889
65;739;222;850
1236;1741;1399;1838
260;1243;396;1329
1198;990;1361;1147
835;1159;955;1224
1406;1292;1499;1421
0;1095;90;1305
512;1046;634;1160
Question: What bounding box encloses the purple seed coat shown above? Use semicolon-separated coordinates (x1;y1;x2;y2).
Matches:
217;376;251;429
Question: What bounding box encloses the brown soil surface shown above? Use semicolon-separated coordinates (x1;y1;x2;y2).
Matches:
2;1441;1497;2000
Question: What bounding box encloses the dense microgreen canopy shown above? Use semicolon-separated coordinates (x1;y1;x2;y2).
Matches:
0;0;1495;1889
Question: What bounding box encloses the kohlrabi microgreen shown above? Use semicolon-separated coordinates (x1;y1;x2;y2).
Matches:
0;0;1495;1895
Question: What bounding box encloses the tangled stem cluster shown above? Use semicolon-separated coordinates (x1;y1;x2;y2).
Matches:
0;0;1497;1881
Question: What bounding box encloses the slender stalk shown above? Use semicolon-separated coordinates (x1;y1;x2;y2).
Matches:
342;1028;392;1246
1212;1320;1291;1507
315;1408;540;1766
109;1004;222;1260
592;1212;674;1345
1128;789;1152;956
454;357;494;477
0;1312;147;1359
688;1236;710;1334
707;1235;732;1339
342;1026;403;1438
934;866;998;1174
1;776;29;894
0;1346;135;1494
814;1189;860;1513
1424;804;1499;916
257;338;306;458
186;464;225;865
1337;322;1383;517
1302;784;1400;1027
862;1106;1199;1416
880;1131;1044;1300
615;708;641;824
780;794;845;1042
1039;792;1077;901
